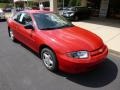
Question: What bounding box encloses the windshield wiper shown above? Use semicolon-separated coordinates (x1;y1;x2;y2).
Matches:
40;24;74;30
40;27;58;30
57;24;74;29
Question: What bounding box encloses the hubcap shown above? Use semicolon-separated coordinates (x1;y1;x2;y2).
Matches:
43;52;53;69
10;30;14;40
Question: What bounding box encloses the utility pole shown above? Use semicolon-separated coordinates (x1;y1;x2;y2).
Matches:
12;0;16;17
13;0;16;8
27;0;29;7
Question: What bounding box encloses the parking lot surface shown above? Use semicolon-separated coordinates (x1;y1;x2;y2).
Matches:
0;21;120;90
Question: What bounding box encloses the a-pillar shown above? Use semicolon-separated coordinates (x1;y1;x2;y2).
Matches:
81;0;87;7
50;0;58;13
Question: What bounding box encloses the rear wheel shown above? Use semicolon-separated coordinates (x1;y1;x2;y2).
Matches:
74;15;79;21
8;29;16;42
41;48;58;72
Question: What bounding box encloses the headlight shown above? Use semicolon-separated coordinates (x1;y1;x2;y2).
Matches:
67;51;88;59
69;13;74;16
63;12;74;17
64;13;69;17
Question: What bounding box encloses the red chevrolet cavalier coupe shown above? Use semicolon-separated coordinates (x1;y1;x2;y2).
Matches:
7;10;108;74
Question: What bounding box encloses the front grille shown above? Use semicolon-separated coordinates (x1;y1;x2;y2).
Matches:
90;45;106;56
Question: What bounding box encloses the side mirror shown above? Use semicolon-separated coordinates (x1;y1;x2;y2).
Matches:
24;23;34;30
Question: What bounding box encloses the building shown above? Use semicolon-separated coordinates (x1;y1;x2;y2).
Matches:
31;0;120;19
88;0;120;19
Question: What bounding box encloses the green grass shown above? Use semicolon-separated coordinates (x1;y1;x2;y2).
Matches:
0;3;9;8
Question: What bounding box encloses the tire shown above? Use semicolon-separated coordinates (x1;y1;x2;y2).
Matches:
41;48;58;72
74;15;79;21
8;29;17;42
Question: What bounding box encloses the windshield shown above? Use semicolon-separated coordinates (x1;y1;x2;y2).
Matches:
33;13;73;30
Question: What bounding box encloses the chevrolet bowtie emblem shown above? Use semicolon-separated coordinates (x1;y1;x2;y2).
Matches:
99;49;103;53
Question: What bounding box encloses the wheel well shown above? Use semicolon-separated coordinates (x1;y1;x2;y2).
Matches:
39;45;54;57
8;26;10;37
39;44;58;70
8;26;10;30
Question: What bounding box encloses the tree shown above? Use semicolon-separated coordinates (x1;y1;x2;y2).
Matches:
0;0;11;3
68;0;81;7
76;0;81;6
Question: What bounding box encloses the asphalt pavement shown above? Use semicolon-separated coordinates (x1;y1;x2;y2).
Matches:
0;21;120;90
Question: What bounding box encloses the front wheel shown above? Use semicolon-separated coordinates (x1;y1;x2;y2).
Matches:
41;48;58;72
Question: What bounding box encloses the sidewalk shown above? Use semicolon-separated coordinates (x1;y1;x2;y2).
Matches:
73;18;120;53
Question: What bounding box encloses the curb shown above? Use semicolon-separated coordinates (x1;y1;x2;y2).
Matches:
109;49;120;56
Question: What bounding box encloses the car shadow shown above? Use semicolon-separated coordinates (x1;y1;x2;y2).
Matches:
55;59;118;88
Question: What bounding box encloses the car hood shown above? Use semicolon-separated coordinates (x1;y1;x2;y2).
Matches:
40;26;104;52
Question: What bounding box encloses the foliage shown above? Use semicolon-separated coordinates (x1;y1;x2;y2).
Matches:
0;3;9;8
59;0;81;7
0;0;12;3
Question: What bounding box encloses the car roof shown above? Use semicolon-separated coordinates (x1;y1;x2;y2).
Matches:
21;10;52;14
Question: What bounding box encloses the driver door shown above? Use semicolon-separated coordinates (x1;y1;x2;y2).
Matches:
19;12;36;50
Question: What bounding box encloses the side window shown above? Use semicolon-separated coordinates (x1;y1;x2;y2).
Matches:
20;13;32;25
13;13;21;23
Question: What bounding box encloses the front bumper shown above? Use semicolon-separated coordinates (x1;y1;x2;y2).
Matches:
57;46;108;74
